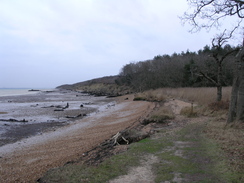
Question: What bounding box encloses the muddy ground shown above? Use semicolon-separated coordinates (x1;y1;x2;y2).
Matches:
0;90;114;146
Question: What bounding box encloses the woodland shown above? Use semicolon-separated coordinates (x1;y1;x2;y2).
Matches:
116;44;239;94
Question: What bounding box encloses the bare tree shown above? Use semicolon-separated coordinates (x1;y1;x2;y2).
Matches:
181;0;244;32
199;29;239;101
182;0;244;123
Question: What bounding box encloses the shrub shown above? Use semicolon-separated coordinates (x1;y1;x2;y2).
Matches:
134;90;166;102
180;106;198;117
133;94;147;101
143;106;175;124
208;100;229;111
133;97;146;101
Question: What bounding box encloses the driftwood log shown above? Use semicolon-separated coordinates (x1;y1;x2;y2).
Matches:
112;132;129;145
54;109;64;112
42;103;69;110
0;118;28;122
100;129;150;147
65;114;87;119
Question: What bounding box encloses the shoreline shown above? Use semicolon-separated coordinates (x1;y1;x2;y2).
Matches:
0;95;155;182
0;88;50;97
0;89;115;147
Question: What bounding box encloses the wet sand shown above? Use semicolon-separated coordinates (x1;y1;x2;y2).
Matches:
0;93;155;182
0;90;114;146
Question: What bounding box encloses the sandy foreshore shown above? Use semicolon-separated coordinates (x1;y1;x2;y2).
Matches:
0;94;155;182
0;90;115;146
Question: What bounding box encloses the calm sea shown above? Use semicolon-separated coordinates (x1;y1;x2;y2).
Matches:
0;88;50;97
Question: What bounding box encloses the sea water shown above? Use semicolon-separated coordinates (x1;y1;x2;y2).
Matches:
0;88;48;97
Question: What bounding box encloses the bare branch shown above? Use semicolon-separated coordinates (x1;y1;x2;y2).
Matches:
221;47;240;60
181;0;244;32
212;23;240;51
198;71;218;85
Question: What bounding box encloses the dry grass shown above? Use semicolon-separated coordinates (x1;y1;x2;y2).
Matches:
149;106;175;121
141;104;175;125
134;87;232;116
205;120;244;179
180;106;198;117
134;87;231;106
134;89;166;102
157;87;232;106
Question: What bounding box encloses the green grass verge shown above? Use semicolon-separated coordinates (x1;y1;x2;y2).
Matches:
40;137;173;183
41;152;140;183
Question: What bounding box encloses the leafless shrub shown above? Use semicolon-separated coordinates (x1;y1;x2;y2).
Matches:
208;100;229;111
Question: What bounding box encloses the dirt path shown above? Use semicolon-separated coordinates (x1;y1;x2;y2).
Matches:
109;99;219;183
109;154;158;183
0;96;155;183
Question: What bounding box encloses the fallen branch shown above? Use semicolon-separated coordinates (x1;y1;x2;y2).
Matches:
42;103;69;110
112;132;129;145
0;118;28;122
41;105;55;108
54;109;64;112
65;114;86;119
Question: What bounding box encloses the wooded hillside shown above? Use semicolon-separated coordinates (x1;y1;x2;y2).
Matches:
57;76;119;90
116;44;239;92
58;44;239;97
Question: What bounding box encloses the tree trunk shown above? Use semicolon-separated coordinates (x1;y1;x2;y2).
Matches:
236;61;244;122
227;71;239;123
216;60;223;101
217;85;222;102
227;47;244;123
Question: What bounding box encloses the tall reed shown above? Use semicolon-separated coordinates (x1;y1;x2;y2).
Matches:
155;87;232;106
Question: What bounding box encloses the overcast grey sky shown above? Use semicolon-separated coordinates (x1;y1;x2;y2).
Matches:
0;0;239;88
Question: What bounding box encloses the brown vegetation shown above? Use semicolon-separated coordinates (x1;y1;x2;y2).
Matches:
156;87;232;106
79;83;131;97
57;76;119;89
134;89;166;102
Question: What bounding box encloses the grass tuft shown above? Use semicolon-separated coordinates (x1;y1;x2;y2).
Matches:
143;105;175;125
134;89;166;102
150;106;175;121
180;106;198;117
